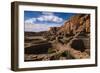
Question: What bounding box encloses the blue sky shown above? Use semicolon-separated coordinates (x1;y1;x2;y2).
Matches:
24;11;75;32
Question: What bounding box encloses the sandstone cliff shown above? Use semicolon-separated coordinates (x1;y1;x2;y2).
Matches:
49;14;90;36
25;14;90;61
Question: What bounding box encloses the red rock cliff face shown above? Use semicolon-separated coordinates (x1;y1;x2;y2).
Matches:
58;14;90;35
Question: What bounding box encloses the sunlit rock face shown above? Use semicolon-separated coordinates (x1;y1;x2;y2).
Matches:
59;14;90;35
24;14;90;61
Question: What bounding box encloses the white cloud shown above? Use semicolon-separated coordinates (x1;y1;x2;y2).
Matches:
37;14;63;23
25;23;50;32
25;18;36;24
24;12;64;32
25;12;64;24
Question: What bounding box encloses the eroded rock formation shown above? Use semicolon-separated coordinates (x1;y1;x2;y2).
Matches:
25;14;90;61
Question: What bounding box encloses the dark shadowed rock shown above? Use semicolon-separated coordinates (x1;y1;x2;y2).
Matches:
70;39;86;52
25;43;52;54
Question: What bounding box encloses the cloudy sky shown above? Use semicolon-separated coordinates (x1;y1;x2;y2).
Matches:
24;11;75;32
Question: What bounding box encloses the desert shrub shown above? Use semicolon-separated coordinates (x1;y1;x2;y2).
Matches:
61;51;75;59
48;48;56;54
62;51;69;57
